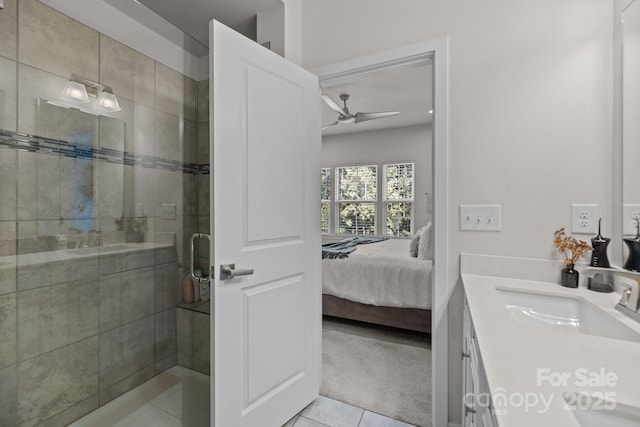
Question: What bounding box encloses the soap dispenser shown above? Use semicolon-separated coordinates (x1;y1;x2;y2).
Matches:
588;218;613;293
624;220;640;272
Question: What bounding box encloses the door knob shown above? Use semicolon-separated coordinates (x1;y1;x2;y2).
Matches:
220;263;254;280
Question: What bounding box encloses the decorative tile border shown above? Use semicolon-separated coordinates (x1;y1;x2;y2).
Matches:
0;129;209;175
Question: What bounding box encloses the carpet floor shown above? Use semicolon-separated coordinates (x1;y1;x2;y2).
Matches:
321;317;432;427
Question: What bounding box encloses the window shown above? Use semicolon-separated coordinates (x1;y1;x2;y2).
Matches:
337;165;377;235
321;162;415;236
321;168;331;234
384;162;414;237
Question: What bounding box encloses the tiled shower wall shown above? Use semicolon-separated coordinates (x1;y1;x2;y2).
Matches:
197;79;211;275
0;0;209;425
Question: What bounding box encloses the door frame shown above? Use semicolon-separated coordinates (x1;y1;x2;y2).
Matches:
310;37;449;427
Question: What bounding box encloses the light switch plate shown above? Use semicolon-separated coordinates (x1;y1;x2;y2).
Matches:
459;204;502;231
161;203;177;219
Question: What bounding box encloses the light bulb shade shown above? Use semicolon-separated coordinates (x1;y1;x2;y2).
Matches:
95;91;121;112
61;81;89;103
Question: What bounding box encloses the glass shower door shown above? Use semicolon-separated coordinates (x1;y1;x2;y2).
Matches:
0;1;211;425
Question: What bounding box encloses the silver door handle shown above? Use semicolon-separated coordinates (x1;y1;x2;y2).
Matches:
220;263;254;280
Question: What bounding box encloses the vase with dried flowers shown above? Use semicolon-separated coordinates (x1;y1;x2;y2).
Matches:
553;228;592;288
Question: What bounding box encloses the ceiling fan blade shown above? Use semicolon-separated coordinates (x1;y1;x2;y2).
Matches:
322;121;339;130
354;111;400;123
322;95;347;116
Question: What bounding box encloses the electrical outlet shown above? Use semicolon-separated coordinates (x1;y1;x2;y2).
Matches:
459;204;502;231
571;204;598;234
623;203;640;236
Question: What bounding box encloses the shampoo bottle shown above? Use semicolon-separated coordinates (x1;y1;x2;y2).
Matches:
182;274;194;304
588;218;613;293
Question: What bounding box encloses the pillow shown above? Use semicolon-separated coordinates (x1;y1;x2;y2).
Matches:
417;222;433;260
409;227;424;257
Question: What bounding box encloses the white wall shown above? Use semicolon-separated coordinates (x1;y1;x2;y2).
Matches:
322;124;432;233
295;0;614;423
623;1;640;209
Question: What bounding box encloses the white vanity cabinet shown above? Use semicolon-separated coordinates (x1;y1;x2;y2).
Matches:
462;297;499;427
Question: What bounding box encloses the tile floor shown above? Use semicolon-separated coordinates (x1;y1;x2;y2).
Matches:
71;366;416;427
285;395;418;427
71;366;210;427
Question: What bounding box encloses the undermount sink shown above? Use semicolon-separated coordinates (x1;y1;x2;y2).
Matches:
496;288;640;342
563;393;640;427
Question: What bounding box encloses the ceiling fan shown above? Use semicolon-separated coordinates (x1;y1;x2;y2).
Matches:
321;93;399;130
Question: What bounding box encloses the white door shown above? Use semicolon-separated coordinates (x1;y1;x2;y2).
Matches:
210;20;322;427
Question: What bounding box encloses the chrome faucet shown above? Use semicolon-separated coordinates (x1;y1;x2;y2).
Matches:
583;266;640;322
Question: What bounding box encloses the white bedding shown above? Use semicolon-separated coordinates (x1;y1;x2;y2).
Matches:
322;238;432;310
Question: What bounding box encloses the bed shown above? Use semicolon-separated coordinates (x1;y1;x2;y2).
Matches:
322;230;433;333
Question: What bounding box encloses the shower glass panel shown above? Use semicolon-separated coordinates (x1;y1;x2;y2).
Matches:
0;0;210;425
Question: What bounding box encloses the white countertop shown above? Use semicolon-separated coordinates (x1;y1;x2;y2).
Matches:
462;260;640;426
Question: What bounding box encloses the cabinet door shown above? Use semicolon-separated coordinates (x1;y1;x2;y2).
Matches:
462;300;477;426
481;408;494;427
463;356;476;426
464;297;501;427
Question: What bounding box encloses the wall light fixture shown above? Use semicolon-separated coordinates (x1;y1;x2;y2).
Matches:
95;90;121;112
61;80;90;103
49;76;122;116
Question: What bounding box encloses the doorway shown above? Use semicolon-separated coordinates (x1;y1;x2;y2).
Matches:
319;64;431;427
311;39;449;427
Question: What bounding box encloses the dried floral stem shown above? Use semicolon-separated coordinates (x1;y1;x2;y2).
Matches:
553;228;592;265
